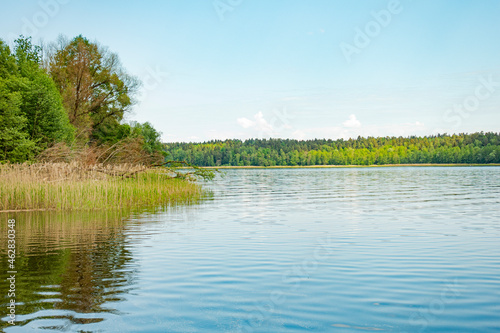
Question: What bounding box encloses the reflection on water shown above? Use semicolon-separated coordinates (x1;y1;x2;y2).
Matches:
0;210;139;331
1;167;499;332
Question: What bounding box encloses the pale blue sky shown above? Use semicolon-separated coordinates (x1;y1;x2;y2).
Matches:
2;0;499;142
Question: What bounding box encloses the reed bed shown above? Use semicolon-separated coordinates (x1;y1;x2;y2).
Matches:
0;163;202;211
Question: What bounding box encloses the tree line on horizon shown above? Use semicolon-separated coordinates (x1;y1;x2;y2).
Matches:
165;132;500;166
3;36;499;168
0;35;164;164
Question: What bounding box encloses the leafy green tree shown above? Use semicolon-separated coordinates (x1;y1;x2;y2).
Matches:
0;40;36;162
0;78;36;162
15;36;74;150
0;36;168;166
131;122;165;156
93;120;166;160
48;35;140;141
91;119;132;144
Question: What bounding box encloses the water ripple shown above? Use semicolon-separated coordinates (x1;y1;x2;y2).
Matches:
1;167;499;332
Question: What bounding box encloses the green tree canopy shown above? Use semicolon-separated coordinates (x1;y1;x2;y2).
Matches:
15;36;74;150
48;35;140;141
0;39;36;162
0;35;169;164
165;133;500;167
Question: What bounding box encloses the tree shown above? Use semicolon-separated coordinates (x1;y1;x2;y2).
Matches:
0;40;36;162
15;36;74;151
48;35;140;140
133;122;164;155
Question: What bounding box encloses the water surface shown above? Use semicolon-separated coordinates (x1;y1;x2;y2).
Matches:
1;167;499;332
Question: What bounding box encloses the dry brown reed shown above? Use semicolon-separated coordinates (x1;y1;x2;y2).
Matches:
0;162;201;211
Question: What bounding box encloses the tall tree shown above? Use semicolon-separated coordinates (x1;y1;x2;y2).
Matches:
0;39;36;162
48;35;140;141
14;36;74;150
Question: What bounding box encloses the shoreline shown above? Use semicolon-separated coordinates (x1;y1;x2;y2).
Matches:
0;163;201;212
203;163;500;169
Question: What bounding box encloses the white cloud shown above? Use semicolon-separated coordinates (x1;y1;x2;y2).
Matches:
233;112;426;141
237;112;273;133
253;111;273;133
237;117;255;129
342;114;361;128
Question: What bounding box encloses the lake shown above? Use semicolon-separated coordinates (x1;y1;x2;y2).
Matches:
1;167;499;332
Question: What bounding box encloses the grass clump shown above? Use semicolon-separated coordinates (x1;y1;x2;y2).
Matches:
0;162;202;211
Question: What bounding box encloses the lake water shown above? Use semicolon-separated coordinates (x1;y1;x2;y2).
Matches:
1;167;500;332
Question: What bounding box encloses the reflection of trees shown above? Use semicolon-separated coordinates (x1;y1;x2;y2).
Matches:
0;210;138;327
56;225;136;313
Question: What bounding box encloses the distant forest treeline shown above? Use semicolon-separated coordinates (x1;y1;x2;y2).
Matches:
165;132;500;166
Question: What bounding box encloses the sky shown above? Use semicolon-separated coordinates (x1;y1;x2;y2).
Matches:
1;0;499;142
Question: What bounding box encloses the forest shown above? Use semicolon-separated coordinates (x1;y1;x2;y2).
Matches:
165;132;500;166
0;35;164;164
0;35;204;212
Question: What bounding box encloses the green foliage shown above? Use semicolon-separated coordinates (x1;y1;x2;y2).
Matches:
0;76;36;162
49;35;140;140
164;160;217;181
0;37;74;162
15;36;74;149
165;133;500;167
14;36;41;76
0;39;36;162
92;120;166;158
0;40;17;76
91;119;133;144
131;122;165;155
0;35;165;167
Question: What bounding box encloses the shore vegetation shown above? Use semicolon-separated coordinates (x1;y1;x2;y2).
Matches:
0;35;214;211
